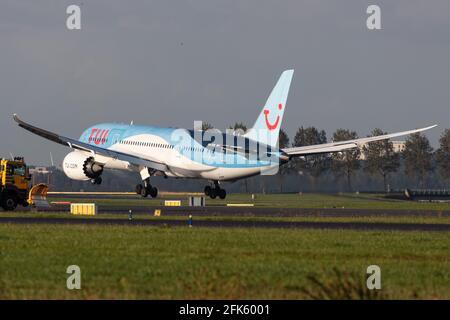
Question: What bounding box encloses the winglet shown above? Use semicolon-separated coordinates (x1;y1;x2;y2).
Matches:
420;124;438;131
405;124;438;136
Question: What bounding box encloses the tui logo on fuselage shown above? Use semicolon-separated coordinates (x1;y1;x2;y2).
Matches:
88;128;109;145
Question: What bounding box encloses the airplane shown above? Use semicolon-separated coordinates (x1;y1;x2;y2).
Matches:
13;69;436;199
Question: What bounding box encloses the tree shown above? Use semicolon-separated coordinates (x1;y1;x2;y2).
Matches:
403;133;433;188
292;127;329;184
331;129;360;191
436;129;450;184
289;126;329;191
277;129;290;192
201;122;214;131
363;128;400;192
278;129;290;148
293;126;327;148
229;122;248;135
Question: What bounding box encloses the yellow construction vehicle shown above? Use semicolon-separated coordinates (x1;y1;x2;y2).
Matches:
0;157;48;211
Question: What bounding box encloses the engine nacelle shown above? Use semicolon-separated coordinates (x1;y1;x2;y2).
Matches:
63;151;104;181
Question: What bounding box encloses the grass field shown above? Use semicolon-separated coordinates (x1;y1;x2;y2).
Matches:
1;193;449;299
0;224;449;299
49;193;450;211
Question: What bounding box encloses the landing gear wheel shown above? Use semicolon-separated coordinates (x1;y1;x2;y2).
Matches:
149;187;158;198
91;177;102;185
209;188;217;199
140;187;149;198
204;186;212;196
1;193;17;211
218;188;226;199
135;184;143;195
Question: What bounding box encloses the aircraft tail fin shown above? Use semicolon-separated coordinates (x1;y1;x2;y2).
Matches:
244;70;294;148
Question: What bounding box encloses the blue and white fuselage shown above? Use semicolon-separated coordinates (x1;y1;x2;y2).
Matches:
78;123;283;181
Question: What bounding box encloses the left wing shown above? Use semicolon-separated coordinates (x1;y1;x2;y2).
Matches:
13;114;168;172
282;125;437;157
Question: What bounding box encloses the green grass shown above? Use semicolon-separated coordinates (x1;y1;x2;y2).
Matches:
0;224;449;299
2;193;449;299
49;193;450;211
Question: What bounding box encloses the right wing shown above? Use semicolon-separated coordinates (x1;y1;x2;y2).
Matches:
13;114;168;172
282;125;437;157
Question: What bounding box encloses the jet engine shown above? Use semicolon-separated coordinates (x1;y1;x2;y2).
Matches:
63;151;104;183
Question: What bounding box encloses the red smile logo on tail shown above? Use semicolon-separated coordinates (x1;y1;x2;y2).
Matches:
263;103;282;131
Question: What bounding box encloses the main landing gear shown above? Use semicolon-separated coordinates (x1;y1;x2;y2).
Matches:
136;178;158;198
204;181;226;199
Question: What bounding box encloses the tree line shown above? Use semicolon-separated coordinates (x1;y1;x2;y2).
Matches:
225;123;450;192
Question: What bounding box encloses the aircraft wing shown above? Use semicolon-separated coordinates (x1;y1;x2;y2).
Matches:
282;125;437;157
13;114;168;172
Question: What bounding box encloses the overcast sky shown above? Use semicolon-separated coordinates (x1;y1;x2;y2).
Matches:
1;0;449;165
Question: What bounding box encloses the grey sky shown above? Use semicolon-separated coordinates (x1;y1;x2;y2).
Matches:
1;0;449;165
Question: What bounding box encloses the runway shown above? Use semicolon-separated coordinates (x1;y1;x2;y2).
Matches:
5;194;450;231
43;204;450;217
1;215;450;232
